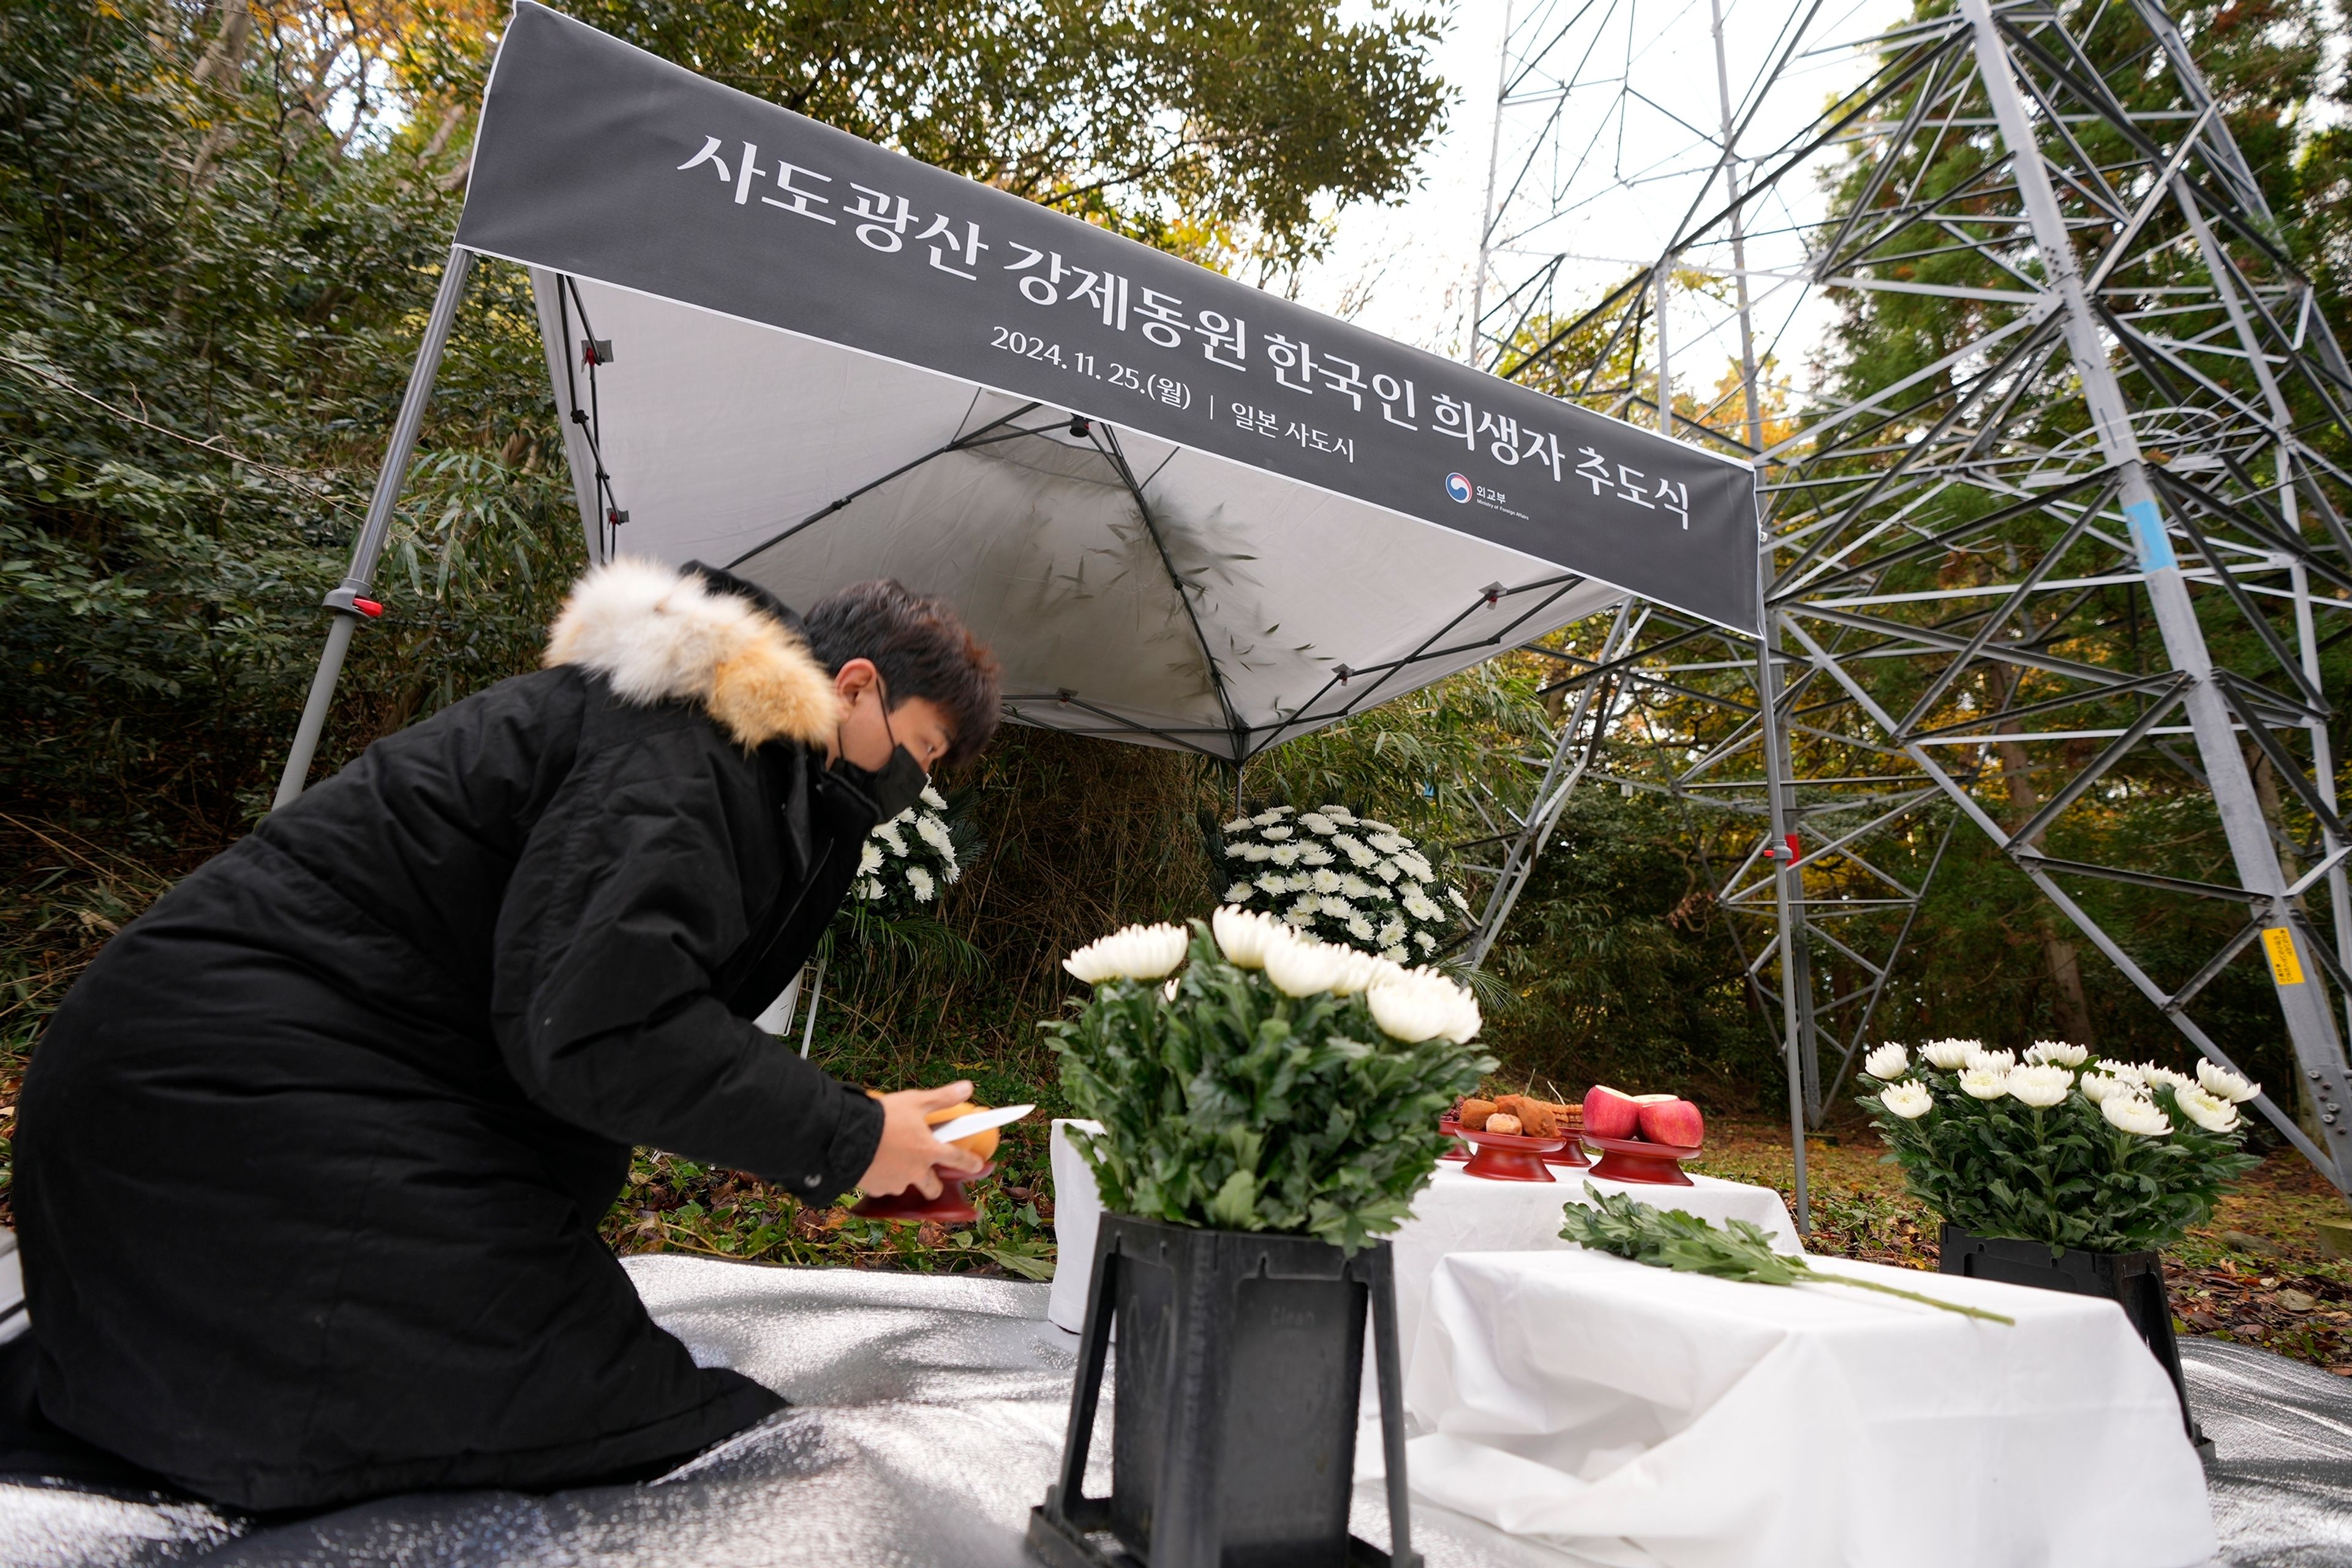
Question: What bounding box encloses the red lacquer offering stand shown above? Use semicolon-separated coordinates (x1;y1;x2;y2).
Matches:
1457;1127;1569;1182
851;1160;995;1224
1581;1134;1700;1186
1542;1115;1589;1168
1438;1115;1469;1162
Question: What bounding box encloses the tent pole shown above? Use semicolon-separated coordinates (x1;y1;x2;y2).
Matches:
273;246;477;810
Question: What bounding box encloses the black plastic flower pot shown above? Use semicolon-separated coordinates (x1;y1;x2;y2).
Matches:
1938;1224;2209;1457
1027;1213;1419;1568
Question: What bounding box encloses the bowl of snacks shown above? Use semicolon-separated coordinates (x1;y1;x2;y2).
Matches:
1446;1098;1569;1182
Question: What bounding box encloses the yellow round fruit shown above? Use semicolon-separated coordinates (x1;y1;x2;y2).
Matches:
925;1100;1000;1161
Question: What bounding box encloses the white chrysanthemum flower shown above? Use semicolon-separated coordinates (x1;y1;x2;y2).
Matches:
1329;947;1406;995
1959;1067;2010;1100
1284;902;1317;927
858;841;885;876
859;876;883;900
1448;887;1471;912
1373;860;1402;884
2176;1087;2241;1133
1965;1046;2016;1074
1063;922;1189;984
1223;816;1253;833
1403;892;1441;922
1863;1042;1910;1080
1400;854;1435;883
1322;804;1356;823
915;815;954;856
2138;1063;2193;1091
2025;1039;2089;1068
1880;1081;1934;1119
1378;920;1406;946
2007;1064;2073;1108
1919;1038;1976;1070
1413;929;1437;952
2078;1072;2130;1104
1381;944;1408;962
907;865;935;903
1252;807;1292;825
2103;1063;2147;1088
1362;818;1396;834
1224;881;1256;903
1268;845;1302;867
875;821;908;856
1318;895;1354;918
1347;915;1376;941
1262;824;1294;840
1333;834;1376;867
1264;930;1348;997
1368;969;1474;1043
920;784;948;811
2196;1060;2259;1104
1300;845;1335;867
2101;1094;2171;1137
1311;868;1344;894
1300;812;1336;835
1255;875;1288;898
1340;875;1376;900
1369;832;1404;854
1213;905;1284;968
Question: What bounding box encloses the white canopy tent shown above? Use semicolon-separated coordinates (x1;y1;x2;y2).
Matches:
273;1;1759;797
526;273;1625;758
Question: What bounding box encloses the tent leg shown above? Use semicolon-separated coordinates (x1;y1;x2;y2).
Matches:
798;953;827;1059
272;246;477;809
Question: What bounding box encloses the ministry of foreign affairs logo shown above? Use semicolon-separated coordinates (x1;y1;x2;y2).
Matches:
1444;472;1473;504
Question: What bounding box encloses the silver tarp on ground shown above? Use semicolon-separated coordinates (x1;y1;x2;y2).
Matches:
4;1257;2350;1568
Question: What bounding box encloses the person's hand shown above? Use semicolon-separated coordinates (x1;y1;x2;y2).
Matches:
858;1080;987;1198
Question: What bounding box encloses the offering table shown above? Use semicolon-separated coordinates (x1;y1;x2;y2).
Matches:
1046;1120;1800;1362
1401;1246;2215;1568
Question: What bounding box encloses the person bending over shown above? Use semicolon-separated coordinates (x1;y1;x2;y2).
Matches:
13;559;998;1510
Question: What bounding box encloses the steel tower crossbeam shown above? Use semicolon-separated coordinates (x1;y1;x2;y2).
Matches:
1456;0;2352;1204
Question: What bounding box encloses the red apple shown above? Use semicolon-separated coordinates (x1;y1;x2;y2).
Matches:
1637;1098;1705;1148
1583;1085;1642;1139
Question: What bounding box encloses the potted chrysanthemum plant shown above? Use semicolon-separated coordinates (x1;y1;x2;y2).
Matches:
1029;908;1490;1568
848;783;966;916
1858;1038;2260;1447
762;787;976;1049
1215;802;1472;964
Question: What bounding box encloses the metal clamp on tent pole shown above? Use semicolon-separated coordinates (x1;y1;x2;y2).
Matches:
272;245;477;811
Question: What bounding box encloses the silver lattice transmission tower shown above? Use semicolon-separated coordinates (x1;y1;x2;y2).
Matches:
1455;0;2352;1207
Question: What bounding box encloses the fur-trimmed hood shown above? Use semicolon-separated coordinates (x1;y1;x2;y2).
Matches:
543;558;840;749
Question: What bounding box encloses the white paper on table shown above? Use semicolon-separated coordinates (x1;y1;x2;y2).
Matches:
1401;1247;2215;1568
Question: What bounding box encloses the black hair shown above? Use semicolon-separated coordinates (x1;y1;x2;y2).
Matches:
800;579;1001;767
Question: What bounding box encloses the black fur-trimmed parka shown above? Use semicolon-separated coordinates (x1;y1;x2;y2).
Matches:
14;559;888;1510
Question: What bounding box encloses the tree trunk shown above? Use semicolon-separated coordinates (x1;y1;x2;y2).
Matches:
190;0;252;91
1985;662;2097;1046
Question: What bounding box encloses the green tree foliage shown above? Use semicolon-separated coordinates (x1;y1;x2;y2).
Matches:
0;0;1453;1063
557;0;1452;278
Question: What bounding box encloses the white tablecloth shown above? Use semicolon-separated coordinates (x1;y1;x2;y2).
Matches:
1384;1164;1799;1384
1046;1119;1801;1354
1403;1247;2215;1568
